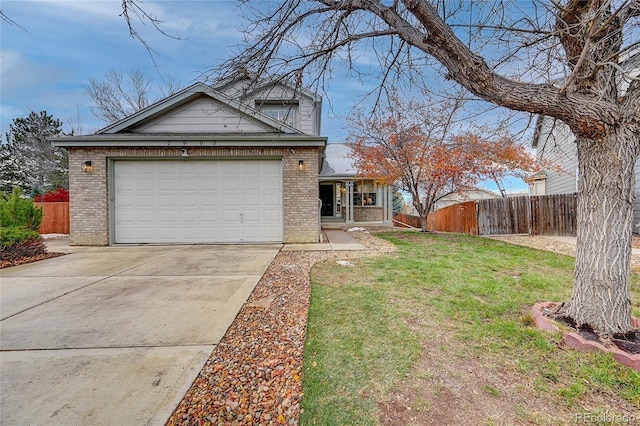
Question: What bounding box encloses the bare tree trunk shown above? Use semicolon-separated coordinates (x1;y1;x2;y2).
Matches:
420;214;427;232
558;127;638;336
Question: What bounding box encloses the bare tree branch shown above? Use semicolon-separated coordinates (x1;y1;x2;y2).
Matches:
85;68;181;125
119;0;182;70
0;9;30;33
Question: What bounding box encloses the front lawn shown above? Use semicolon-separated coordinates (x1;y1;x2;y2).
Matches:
301;232;640;425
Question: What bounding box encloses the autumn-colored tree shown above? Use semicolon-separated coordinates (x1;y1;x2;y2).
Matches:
351;95;538;231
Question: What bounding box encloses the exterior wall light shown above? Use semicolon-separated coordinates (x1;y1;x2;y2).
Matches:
82;161;93;173
298;160;305;171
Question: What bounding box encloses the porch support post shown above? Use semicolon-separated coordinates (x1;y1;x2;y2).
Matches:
346;181;355;224
384;185;393;225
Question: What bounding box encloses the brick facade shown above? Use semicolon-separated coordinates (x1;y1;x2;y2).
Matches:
353;206;384;222
68;146;320;245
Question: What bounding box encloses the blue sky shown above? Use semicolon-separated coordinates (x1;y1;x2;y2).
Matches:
1;0;369;140
1;0;529;192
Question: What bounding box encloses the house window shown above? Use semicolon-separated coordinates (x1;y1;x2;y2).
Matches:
257;101;298;127
353;193;377;206
353;181;378;206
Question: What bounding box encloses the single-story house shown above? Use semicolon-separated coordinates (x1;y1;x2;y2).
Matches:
53;77;392;245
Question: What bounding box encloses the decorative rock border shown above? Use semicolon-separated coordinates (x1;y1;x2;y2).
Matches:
531;302;640;372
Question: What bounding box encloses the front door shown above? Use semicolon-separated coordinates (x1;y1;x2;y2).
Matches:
319;184;334;216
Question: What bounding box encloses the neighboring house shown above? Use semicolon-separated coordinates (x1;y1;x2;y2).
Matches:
52;77;392;245
532;51;640;232
319;143;393;225
432;188;501;211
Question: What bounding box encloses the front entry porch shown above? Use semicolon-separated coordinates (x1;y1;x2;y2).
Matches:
318;179;393;227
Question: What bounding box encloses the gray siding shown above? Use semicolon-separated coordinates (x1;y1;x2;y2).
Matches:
133;97;271;134
248;85;318;136
218;80;320;136
535;116;578;195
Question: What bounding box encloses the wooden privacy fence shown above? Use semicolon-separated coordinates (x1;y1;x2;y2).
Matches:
393;213;423;228
427;201;478;235
530;193;577;236
394;193;577;236
477;197;530;235
35;202;70;234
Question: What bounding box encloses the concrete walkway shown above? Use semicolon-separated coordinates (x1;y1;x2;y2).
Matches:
282;229;366;251
1;242;280;425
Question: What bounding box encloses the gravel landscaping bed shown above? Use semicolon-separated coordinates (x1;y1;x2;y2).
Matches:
167;231;395;425
488;235;640;272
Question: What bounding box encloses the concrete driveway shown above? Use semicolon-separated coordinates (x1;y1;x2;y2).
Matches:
0;242;280;425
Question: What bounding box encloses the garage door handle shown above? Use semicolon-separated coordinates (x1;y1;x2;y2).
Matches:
240;213;244;223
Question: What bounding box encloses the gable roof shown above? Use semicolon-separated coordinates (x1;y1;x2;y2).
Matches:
97;82;303;135
213;74;322;103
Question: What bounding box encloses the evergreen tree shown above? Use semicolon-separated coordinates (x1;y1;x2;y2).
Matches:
0;144;30;194
392;187;405;214
4;111;69;192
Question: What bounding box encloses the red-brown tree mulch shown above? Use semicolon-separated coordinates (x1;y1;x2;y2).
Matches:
0;252;65;269
167;233;395;425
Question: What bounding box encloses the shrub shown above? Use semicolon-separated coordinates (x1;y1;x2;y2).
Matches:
0;187;43;231
0;228;46;262
34;188;69;202
0;226;40;246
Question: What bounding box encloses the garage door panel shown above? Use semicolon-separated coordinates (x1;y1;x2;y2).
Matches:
222;210;240;222
157;195;177;207
137;227;158;239
242;162;261;173
263;209;281;221
222;180;239;191
199;197;218;207
179;194;198;207
242;210;262;222
242;226;262;240
114;160;282;244
222;194;240;205
201;179;218;191
222;162;241;172
136;195;155;208
222;227;241;240
263;226;282;240
179;179;197;190
137;179;155;191
242;196;261;206
138;210;161;222
242;177;261;189
178;227;198;239
116;194;135;207
264;180;281;191
264;199;280;209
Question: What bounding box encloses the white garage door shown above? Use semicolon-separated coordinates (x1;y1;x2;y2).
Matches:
113;160;282;243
